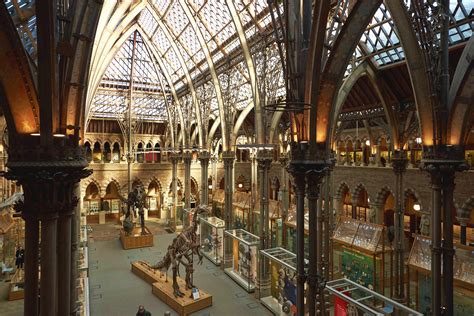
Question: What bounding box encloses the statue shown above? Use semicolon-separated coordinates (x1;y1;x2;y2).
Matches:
148;205;208;298
123;186;147;235
420;214;430;236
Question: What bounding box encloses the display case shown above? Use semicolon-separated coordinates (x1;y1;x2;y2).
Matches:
233;191;251;230
332;217;393;297
407;235;474;314
169;202;184;232
0;211;15;265
200;216;225;265
252;199;283;247
182;208;194;231
259;247;302;315
223;229;260;292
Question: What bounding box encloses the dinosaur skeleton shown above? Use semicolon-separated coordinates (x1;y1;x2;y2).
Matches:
148;205;208;298
122;186;147;235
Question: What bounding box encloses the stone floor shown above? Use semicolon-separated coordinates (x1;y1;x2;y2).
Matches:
89;231;272;316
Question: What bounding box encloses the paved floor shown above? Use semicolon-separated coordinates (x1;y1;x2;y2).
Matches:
89;231;272;316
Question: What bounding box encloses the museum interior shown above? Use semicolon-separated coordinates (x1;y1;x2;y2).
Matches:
0;1;473;315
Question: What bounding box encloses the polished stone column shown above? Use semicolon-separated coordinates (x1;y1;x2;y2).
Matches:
279;155;289;220
183;151;192;208
41;213;58;315
375;144;382;167
23;214;39;316
70;183;81;314
199;151;210;206
222;151;235;230
442;169;455;316
392;151;408;302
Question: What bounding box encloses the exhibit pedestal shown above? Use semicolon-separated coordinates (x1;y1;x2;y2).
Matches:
98;211;106;224
131;261;212;316
120;227;153;250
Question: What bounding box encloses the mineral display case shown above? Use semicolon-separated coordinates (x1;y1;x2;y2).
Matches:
211;189;225;219
233;191;251;230
332;217;393;297
252;199;283;247
200;216;225;265
407;235;474;314
283;205;309;256
223;229;260;292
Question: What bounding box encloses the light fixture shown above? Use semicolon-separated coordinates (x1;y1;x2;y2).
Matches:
208;184;213;190
177;186;180;191
413;203;421;211
31;133;40;136
415;137;422;144
53;133;66;138
367;197;371;203
365;140;370;146
238;183;243;189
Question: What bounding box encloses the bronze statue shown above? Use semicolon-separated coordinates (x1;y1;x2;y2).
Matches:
148;205;208;298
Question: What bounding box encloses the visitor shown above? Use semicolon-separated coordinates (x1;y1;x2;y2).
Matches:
136;305;151;316
15;246;24;269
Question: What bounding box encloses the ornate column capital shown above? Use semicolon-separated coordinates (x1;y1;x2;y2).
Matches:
198;150;211;161
391;150;408;175
256;149;272;170
222;151;235;167
182;151;192;163
169;152;181;164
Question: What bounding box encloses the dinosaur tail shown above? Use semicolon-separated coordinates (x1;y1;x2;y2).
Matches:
151;252;171;270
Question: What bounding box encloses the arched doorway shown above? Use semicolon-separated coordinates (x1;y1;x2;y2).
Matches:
103;181;121;220
136;143;144;163
83;182;100;214
145;143;153;163
147;180;161;217
352;185;369;221
112;142;120;162
154;143;161;163
404;190;422;238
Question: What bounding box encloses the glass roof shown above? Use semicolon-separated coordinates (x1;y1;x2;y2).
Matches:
3;1;473;124
90;31;168;122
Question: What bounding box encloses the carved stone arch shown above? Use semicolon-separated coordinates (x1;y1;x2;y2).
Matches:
82;178;103;198
145;177;162;193
335;182;350;200
105;178;123;197
374;185;395;206
190;176;199;196
168;178;184;193
404;188;423;211
271;176;281;187
131;178;145;190
351;183;370;204
83;138;93;146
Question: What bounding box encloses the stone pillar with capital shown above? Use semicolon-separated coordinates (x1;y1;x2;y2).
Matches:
199;151;210;206
279;155;289;221
456;208;471;245
183;151;192;209
6;140;91;316
169;153;180;223
222;151;235;230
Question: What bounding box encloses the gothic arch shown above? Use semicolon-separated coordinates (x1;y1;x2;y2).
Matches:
374;185;394;206
351;183;370;204
105;178;123;197
145;177;162;193
335;182;350;199
82;178;102;198
404;188;423;211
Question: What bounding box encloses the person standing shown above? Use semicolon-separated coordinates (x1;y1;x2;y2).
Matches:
15;246;24;269
136;305;151;316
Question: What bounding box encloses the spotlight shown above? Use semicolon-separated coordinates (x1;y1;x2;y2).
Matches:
413;203;421;211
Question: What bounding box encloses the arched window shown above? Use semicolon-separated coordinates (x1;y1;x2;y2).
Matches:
103;142;111;163
84;142;92;162
137;143;144;163
93;142;102;163
112;142;120;162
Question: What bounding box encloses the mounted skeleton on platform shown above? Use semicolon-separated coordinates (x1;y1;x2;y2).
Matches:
149;205;208;297
122;186;146;235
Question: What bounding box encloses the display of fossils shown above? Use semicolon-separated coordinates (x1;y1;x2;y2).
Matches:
122;186;147;235
148;205;209;298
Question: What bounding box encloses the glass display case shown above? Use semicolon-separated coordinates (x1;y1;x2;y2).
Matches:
407;235;474;314
170;202;184;232
0;211;15;266
223;229;260;292
332;217;393;297
200;216;225;265
259;247;303;315
233;191;251;230
182;208;194;230
252;199;283;247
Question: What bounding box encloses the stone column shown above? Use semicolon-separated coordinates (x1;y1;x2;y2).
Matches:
392;151;408;301
344;144;351;166
23;214;39;316
199;151;210;206
250;151;258;232
58;209;73;315
222;151;235;230
256;150;272;296
362;143;368;166
170;153;180;223
442;168;455;316
183;151;192;208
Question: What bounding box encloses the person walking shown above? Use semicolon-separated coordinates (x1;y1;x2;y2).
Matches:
136;305;151;316
15;246;24;269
